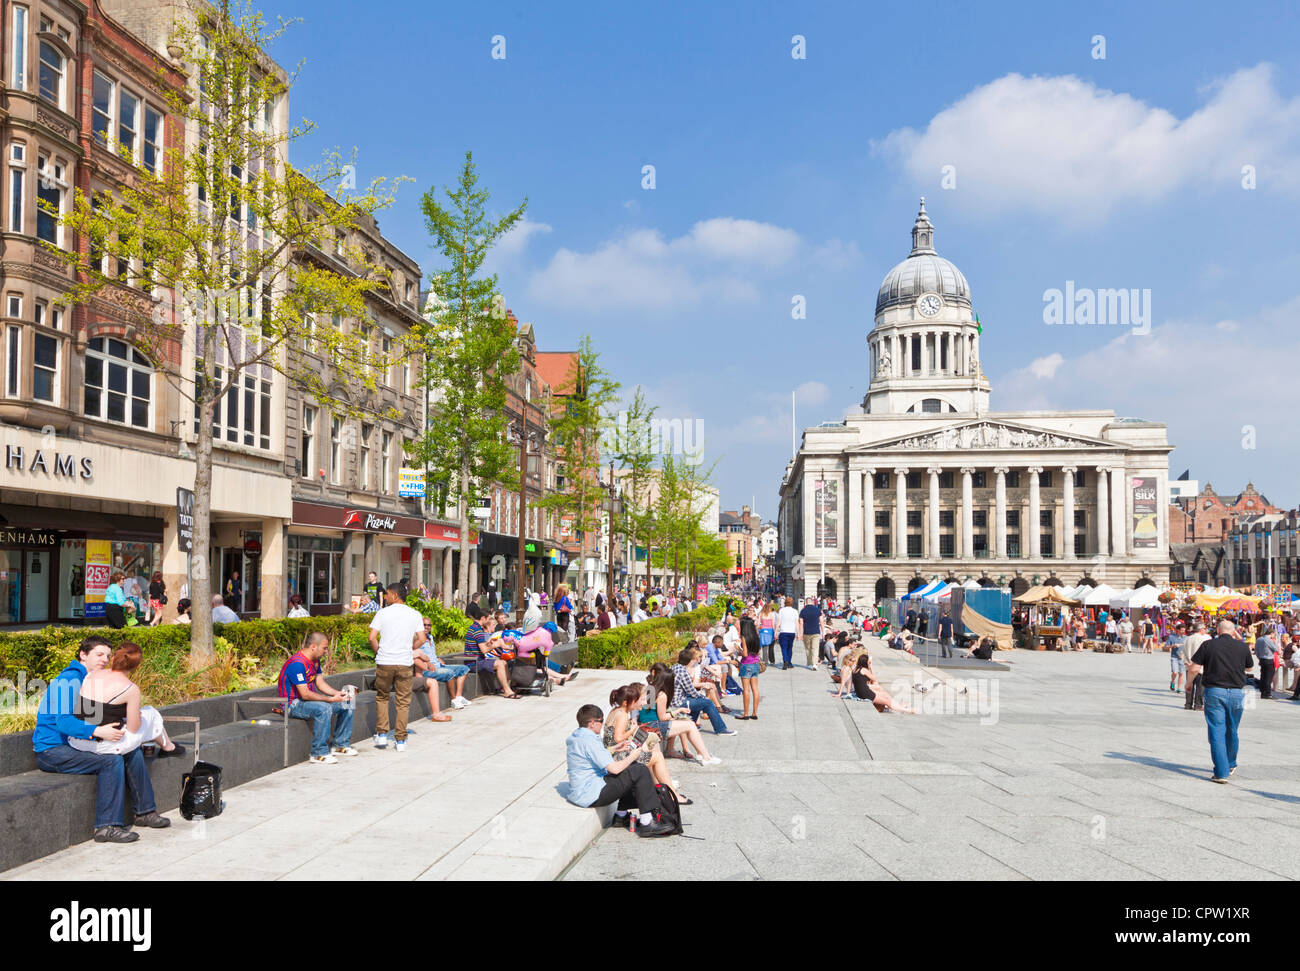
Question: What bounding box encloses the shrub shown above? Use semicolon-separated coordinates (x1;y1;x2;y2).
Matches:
0;615;377;735
576;607;717;670
404;593;472;640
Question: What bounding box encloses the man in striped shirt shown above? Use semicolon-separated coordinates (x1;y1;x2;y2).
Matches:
465;613;520;699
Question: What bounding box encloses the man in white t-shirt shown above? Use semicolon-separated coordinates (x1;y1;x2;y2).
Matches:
1119;615;1135;653
368;584;426;752
777;596;800;670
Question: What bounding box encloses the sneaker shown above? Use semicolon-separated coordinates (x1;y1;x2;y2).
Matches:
94;826;139;844
451;696;470;709
133;811;171;829
373;734;389;749
394;740;406;752
331;746;359;757
1230;766;1237;776
1209;775;1229;784
309;753;339;765
702;757;723;766
636;818;676;838
716;729;737;736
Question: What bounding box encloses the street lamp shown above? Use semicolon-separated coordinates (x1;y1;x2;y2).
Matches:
601;461;624;610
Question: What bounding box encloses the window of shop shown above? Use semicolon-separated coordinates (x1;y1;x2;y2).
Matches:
288;535;343;611
51;537;161;624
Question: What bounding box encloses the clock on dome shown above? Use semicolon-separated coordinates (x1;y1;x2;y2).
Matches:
917;293;942;317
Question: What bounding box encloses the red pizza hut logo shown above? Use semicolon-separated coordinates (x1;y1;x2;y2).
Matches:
344;510;398;531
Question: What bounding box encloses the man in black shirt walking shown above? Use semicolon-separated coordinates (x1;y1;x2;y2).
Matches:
1190;620;1254;783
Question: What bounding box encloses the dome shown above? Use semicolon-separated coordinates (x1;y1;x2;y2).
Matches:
874;199;971;317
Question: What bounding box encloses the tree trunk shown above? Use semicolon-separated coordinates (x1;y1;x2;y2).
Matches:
457;461;470;609
189;364;215;668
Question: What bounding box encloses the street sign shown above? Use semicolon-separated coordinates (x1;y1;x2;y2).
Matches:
176;488;194;553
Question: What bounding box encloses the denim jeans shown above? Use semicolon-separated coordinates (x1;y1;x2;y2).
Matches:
289;699;355;756
687;696;727;733
1203;687;1244;780
778;632;795;666
36;744;156;829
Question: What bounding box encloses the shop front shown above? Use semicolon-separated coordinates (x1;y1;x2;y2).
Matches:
289;501;424;614
475;531;551;606
0;426;291;626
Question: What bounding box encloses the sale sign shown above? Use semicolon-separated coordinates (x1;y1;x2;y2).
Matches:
84;539;112;619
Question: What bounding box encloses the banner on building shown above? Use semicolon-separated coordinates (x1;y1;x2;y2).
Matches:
1131;476;1158;549
814;479;839;548
84;539;112;619
397;468;426;499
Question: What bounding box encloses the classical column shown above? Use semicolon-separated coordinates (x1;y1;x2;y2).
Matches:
1027;467;1042;559
927;467;941;560
961;467;975;560
1096;467;1110;556
1111;465;1127;557
261;517;286;618
994;467;1008;559
894;468;908;559
864;469;876;560
848;469;862;556
1062;466;1077;559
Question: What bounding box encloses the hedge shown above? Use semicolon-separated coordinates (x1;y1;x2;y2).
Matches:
0;597;472;735
575;603;724;671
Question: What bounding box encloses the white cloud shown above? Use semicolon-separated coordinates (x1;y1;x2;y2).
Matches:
875;65;1300;223
526;217;806;311
483;218;552;278
1214;319;1239;332
1027;353;1064;379
997;295;1300;506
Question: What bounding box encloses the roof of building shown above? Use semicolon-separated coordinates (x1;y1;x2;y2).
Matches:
875;199;972;318
534;351;580;395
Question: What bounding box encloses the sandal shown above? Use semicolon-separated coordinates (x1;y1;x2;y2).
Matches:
503;693;523;700
677;795;694;806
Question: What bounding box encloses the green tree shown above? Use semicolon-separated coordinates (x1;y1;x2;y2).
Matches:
55;0;403;664
534;335;620;599
691;530;732;579
410;152;526;607
610;386;656;596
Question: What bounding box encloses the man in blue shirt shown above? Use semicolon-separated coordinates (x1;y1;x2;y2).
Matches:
34;636;168;844
564;704;673;837
797;596;822;668
938;610;955;658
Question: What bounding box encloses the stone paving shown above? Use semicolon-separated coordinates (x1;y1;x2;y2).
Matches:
4;669;632;881
564;640;1300;881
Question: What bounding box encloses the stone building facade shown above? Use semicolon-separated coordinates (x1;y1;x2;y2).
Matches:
777;201;1173;602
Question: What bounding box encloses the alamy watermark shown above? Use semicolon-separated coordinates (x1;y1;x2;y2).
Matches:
1043;281;1151;335
599;411;704;464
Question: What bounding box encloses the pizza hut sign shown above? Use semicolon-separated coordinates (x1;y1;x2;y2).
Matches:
344;511;398;532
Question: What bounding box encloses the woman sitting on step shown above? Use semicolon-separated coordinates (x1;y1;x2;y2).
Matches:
70;643;187;758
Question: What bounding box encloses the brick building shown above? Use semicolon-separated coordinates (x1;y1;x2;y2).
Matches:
1168;482;1279;544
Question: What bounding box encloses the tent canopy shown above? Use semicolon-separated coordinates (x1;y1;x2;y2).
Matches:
901;579;943;601
1014;585;1081;605
1124;586;1162;609
1082;584;1119;606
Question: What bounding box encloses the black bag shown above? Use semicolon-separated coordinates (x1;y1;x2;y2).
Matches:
652;783;683;836
1186;673;1204;711
179;760;223;820
509;663;540;690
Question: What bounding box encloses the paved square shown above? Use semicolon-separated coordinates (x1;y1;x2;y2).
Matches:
563;643;1300;880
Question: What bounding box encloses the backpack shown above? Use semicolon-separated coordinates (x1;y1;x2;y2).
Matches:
652;783;683;836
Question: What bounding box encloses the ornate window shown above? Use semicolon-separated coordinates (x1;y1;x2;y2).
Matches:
84;337;151;428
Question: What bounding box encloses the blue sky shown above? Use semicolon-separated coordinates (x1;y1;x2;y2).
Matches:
264;0;1300;514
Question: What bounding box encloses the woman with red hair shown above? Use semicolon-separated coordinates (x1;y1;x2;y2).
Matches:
69;643;185;758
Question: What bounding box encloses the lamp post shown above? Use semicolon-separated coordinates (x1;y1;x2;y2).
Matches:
601;461;624;612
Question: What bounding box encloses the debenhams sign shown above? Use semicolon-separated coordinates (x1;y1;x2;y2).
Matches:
4;445;94;480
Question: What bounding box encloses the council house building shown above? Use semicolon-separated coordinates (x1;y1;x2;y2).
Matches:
777;200;1173;601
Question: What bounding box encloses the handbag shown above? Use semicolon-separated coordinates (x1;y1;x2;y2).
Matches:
758;659;768;674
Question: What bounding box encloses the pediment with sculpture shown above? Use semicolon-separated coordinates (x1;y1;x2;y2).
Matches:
854;420;1112;453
